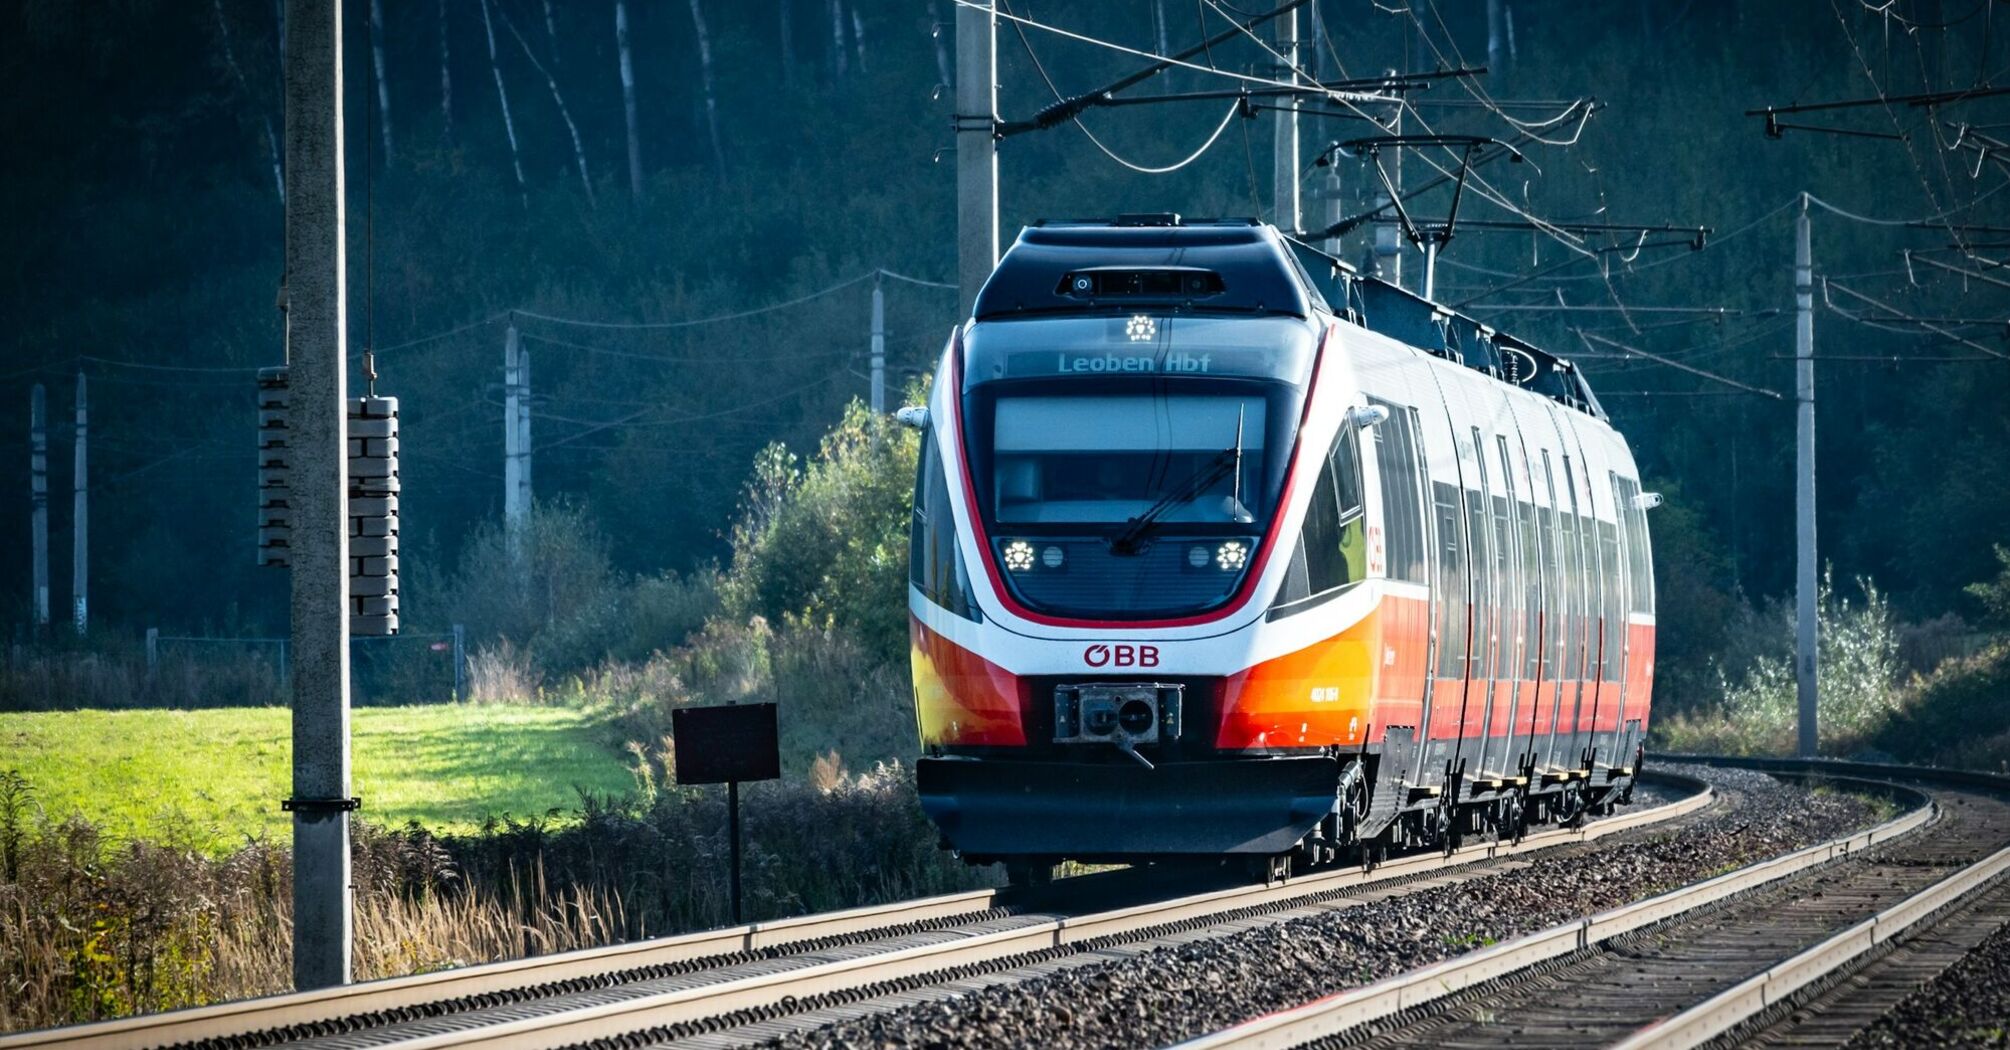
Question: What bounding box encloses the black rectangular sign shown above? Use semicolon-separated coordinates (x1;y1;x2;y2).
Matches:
671;702;781;785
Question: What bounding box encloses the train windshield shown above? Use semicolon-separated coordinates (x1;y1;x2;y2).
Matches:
991;393;1268;526
962;376;1302;620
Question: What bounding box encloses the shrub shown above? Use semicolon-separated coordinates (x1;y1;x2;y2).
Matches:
719;400;918;667
1872;641;2010;771
442;501;620;668
1653;569;1902;756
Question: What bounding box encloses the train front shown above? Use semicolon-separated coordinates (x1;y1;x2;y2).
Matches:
908;220;1352;867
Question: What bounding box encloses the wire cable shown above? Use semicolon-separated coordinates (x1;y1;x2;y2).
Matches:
513;272;877;329
1003;0;1248;175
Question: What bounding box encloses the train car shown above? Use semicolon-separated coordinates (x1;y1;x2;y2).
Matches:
902;216;1657;882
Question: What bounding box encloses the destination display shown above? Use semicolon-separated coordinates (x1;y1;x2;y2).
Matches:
962;314;1318;388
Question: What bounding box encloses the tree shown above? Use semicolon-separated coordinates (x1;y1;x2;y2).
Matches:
437;0;454;146
369;0;394;163
721;401;919;665
209;0;283;202
614;0;643;199
479;0;528;210
688;0;727;181
1965;545;2010;628
498;6;595;208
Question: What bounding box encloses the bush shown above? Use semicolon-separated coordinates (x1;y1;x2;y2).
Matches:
576;614;918;778
719;400;918;667
1653;569;1902;756
442;501;620;669
1873;642;2010;771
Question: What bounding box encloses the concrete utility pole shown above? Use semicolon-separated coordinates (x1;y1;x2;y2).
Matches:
1795;197;1819;758
518;349;532;513
870;276;886;414
504;324;526;545
70;373;86;635
30;384;48;629
283;0;354;991
1271;9;1300;234
955;0;998;317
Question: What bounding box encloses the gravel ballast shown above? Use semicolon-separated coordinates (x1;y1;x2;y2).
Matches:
775;766;1885;1050
1844;892;2010;1050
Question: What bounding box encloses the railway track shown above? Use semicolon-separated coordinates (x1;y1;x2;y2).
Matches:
0;772;1715;1050
1182;756;2010;1050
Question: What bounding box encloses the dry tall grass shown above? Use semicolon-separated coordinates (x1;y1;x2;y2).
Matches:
0;794;627;1035
0;760;984;1035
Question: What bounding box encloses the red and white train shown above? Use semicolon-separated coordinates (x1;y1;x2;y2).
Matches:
904;217;1656;880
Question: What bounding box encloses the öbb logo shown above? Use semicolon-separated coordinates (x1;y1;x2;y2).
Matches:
1083;644;1159;668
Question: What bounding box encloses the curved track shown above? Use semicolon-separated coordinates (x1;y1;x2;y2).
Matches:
1185;757;2010;1050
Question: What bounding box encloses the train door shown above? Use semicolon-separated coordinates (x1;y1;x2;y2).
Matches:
1610;472;1656;771
1536;448;1567;774
1461;426;1496;782
1580;451;1622;771
1502;431;1544;780
1490;433;1529;781
1366;396;1432;742
1406;365;1471;795
1557;451;1592;769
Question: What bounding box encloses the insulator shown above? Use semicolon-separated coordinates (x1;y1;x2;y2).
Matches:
257;367;290;568
348;395;399;636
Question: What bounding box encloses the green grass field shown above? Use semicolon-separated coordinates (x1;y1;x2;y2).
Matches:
0;705;636;849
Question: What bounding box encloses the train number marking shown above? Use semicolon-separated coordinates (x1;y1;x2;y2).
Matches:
1084;643;1159;668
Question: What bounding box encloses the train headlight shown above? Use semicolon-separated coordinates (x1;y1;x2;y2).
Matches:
1187;545;1210;569
1041;545;1066;569
1002;540;1037;572
1215;540;1249;571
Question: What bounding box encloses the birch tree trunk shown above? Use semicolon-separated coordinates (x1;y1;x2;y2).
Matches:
212;0;284;203
500;9;596;208
614;0;643;199
370;0;395;163
928;0;952;88
779;0;796;85
438;0;454;146
850;4;866;73
1487;0;1507;77
689;0;728;180
479;0;529;210
828;0;847;79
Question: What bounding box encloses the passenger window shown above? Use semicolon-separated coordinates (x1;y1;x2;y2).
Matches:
1368;399;1429;584
1272;420;1367;614
1433;482;1467;677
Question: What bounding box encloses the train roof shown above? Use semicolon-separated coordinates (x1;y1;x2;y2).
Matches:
970;215;1607;423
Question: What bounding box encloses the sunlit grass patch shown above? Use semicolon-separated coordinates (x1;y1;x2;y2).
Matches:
0;704;633;849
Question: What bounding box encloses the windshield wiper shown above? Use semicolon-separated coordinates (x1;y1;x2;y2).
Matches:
1109;409;1247;555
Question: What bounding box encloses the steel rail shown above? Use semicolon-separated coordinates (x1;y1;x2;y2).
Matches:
1608;841;2010;1049
332;774;1715;1050
0;888;1008;1050
3;774;1712;1050
1173;755;2010;1049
